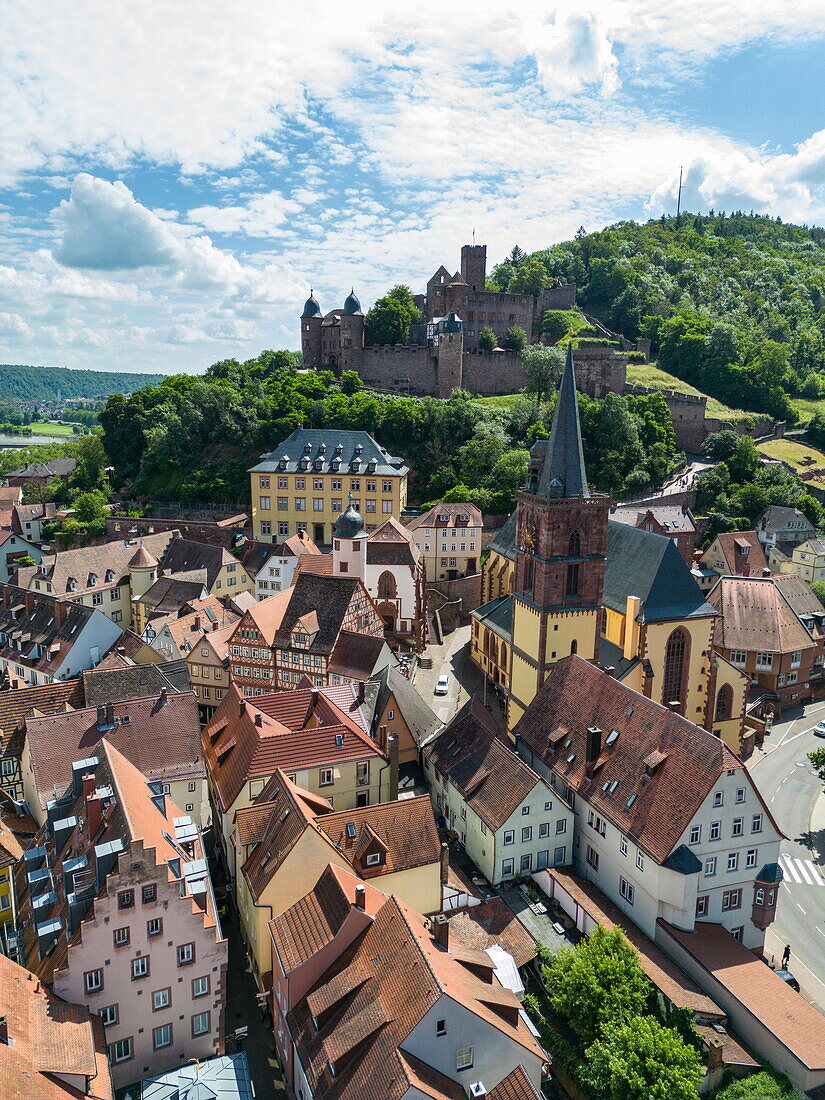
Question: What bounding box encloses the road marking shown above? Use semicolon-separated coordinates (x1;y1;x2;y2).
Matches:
797;904;807;913
818;928;825;938
780;855;824;886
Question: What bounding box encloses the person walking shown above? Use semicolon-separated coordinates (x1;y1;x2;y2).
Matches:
782;944;791;968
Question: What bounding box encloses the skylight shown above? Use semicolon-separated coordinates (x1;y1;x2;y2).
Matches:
609;780;619;793
567;753;576;764
625;793;637;808
605;730;620;747
346;823;356;840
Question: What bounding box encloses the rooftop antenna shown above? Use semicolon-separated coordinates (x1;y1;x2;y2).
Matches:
472;227;475;245
676;165;683;223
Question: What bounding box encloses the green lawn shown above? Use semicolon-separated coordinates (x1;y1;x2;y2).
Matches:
625;362;753;421
757;437;825;471
34;420;82;437
789;396;825;425
473;393;525;410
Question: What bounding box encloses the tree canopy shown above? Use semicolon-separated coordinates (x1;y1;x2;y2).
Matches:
583;1015;702;1100
364;285;421;346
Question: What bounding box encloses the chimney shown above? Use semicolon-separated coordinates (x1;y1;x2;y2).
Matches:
105;702;114;727
24;590;35;615
585;726;602;766
762;568;771;577
440;841;450;885
159;687;168;706
432;913;450;950
604;666;615;678
378;723;388;751
96;705;106;731
193;614;201;632
85;784;103;839
387;734;399;801
53;597;65;627
311;686;319;704
357;680;365;704
239;698;246;717
354;884;366;911
667;700;682;713
706;1035;724;1073
254;712;263;727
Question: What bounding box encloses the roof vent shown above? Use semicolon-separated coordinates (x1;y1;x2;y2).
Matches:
469;1084;488;1098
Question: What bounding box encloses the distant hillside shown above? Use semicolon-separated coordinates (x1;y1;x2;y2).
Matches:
0;364;164;403
491;212;825;423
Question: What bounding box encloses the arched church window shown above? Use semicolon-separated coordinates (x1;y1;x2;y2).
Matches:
378;571;396;599
662;628;689;707
568;531;582;557
565;562;580;597
715;683;733;721
570;639;577;655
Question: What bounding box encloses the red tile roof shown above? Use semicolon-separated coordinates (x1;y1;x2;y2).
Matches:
514;656;778;864
487;1066;542;1099
406;502;483;530
446;898;537;970
708;576;817;654
315;795;441;879
702;530;769;577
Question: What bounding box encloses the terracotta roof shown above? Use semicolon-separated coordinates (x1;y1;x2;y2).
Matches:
25;692;204;811
252;683;370;733
367;517;420;567
660;921;825;1070
288;894;543;1100
230;587;293;646
203;683;385;812
269;863;387;975
294;553;333;577
487;1066;542;1100
424;711;543;831
707;576;816;654
772;573;825;622
0;679;84;764
0;952;113;1100
274;574;382;654
328;630;390;680
702;530;769;577
406;502;483;530
549;868;720;1015
446;898;536;969
315;795;440;878
514;656;775;864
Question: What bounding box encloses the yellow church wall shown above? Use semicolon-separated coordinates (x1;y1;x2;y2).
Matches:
709;656;748;754
644;617;715;726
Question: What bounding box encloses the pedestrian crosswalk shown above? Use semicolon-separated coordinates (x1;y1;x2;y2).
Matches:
780;854;824;887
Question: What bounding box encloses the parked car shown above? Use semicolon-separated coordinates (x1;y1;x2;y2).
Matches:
775;969;800;992
435;674;450;696
814;721;825;738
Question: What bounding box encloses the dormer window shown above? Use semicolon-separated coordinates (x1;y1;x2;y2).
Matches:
331;459;340;472
278;457;287;470
314;459;323;470
105;569;115;583
351;460;360;472
300;458;309;470
68;577;77;591
319;443;327;454
365;851;381;867
367;460;376;473
293;633;308;647
88;573;97;587
304;442;312;454
355;443;363;455
335;443;343;454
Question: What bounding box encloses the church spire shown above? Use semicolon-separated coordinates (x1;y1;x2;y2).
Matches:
537;343;589;499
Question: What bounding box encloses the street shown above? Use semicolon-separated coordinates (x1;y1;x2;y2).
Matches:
414;623;506;730
748;703;825;1008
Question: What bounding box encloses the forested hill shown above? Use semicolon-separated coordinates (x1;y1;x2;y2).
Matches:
0;364;164;402
492;213;825;422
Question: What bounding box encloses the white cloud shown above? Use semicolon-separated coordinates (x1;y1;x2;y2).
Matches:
0;312;31;337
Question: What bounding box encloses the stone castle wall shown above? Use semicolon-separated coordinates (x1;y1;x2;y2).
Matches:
624;384;780;453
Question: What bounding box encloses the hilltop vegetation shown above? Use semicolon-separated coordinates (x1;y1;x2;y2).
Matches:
0;364;163;403
99;350;678;506
491;213;825;423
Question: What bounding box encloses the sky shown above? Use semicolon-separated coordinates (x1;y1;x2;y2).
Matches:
2;1;825;376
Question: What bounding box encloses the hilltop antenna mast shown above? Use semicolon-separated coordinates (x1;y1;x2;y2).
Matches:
676;165;683;222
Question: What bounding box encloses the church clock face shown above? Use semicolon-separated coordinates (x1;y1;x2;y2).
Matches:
523;516;538;553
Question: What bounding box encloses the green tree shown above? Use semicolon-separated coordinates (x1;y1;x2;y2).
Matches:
808;581;825;608
541;310;570;343
809;746;825;787
523;345;564;406
542;926;651;1045
478;327;497;351
716;1071;805;1100
364;284;421;346
72;489;109;523
510;257;551;297
340;370;363;395
503;325;527;353
582;1015;702;1100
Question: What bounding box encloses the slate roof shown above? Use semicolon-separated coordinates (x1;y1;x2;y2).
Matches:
274;573;381;655
250;429;408;478
470;594;514;640
21;530;174;597
424;711;547;831
25;692;204;810
708;576;816;654
0;952;113;1100
660;921;825;1070
328;631;391;681
604;522;716;623
756;505;815;535
611;503;696;534
133;575;208;616
596;636;641;681
158;537;244;589
488;510;518;561
370;663;441;746
537;345;589;499
4;457;77;480
0;585;109;679
287;894;543;1100
514;656;779;864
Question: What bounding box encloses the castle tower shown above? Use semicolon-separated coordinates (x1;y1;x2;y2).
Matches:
460;244;487;292
435;312;464;398
128;545;159;599
507;345;611;730
340;289;365;372
300;290;323;368
332;494;367;582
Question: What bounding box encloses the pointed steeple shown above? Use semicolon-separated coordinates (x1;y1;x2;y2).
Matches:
537;344;589;499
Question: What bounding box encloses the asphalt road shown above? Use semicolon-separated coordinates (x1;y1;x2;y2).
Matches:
414;623;506;731
748;703;825;1007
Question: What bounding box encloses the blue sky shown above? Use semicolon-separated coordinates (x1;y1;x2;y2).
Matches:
2;1;825;375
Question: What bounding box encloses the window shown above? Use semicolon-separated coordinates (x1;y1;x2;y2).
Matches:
99;1004;118;1027
382;500;392;513
689;825;702;845
192;1011;210;1037
709;821;721;841
704;857;717;877
788;671;798;684
539;822;550;838
365;852;381;867
730;926;744;942
85;969;103;993
722;889;742;911
112;609;122;622
319;768;333;787
620;836;628;856
746;849;757;869
732;818;743;837
113;926;130;948
383;480;392;493
522;805;530;815
295;477;306;489
501;858;514;878
662;628;688;706
730;649;746;667
295;498;306;511
727;852;739;872
109;1037;132;1064
193;975;210;998
522;826;532;842
277;497;288;510
585;845;599;871
713;791;724;808
715;684;733;721
695;895;709;917
278;476;288;489
142;884;156;904
147;917;162;937
519;854;531;873
755;651;773;671
131;956;149;980
117;888;134;910
751;814;763;833
152;987;171;1011
456;1046;474;1071
153;1023;172;1050
313;498;324;512
278;521;289;536
554;846;566;865
735;788;746;804
436;1019;446;1036
503;830;514;845
619;876;635;904
791;650;801;668
556;818;567;834
260;496;270;510
177;942;195;966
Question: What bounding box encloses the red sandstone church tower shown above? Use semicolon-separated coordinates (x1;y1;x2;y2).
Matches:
507;345;611;729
